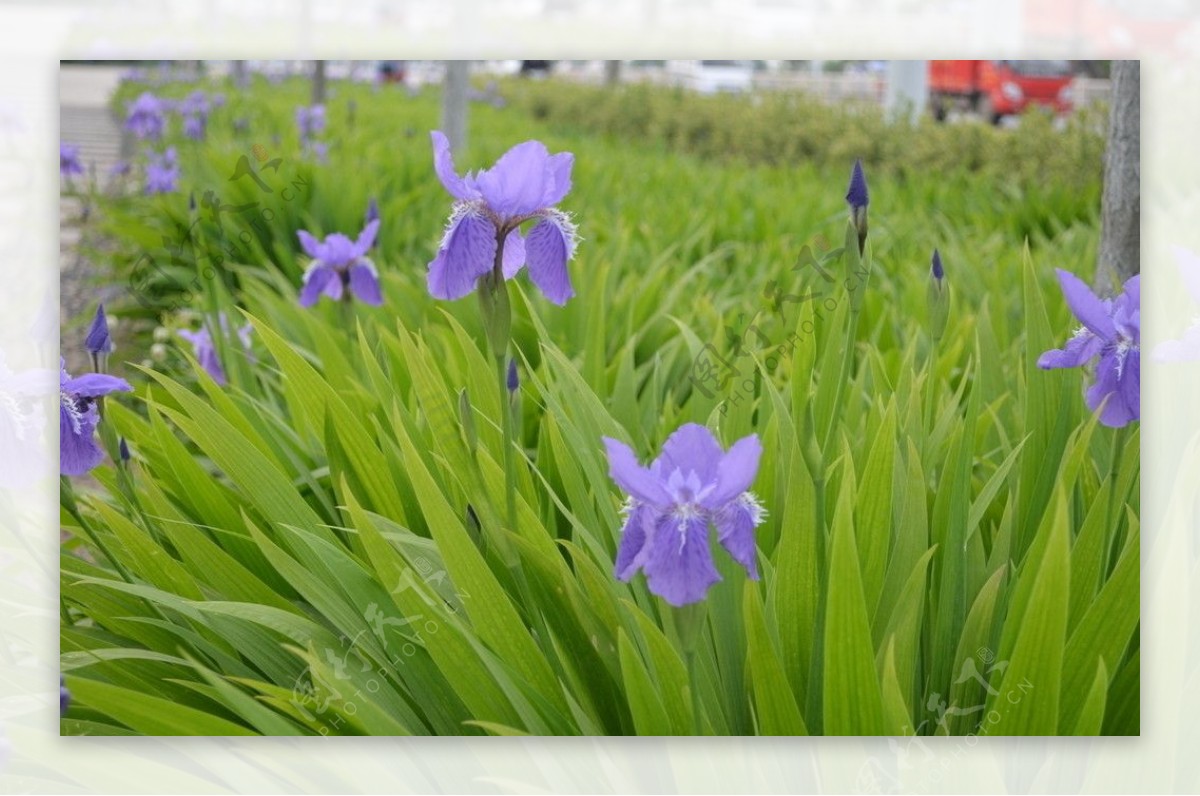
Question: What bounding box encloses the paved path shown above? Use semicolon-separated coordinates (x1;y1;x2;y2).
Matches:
60;67;126;372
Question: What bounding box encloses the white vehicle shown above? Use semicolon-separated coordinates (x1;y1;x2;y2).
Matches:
672;60;755;94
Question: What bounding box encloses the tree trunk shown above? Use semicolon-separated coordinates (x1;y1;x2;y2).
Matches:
604;60;621;87
441;61;470;155
312;60;327;105
1096;61;1140;293
885;60;927;124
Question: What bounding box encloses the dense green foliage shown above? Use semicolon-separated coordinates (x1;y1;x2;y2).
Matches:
61;75;1137;736
510;80;1105;197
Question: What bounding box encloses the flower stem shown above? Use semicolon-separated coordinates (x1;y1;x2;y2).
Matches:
1103;423;1131;570
485;231;519;540
61;476;133;583
672;602;707;734
339;293;355;334
822;304;862;457
496;351;518;539
923;340;937;444
477;232;539;628
686;651;705;735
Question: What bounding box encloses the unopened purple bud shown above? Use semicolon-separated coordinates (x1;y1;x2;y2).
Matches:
506;358;519;392
119;437;131;462
188;191;196;212
846;159;869;211
85;304;113;356
927;248;949;342
846;159;869;254
60;675;70;716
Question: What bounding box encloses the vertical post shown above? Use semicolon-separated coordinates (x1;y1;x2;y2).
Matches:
442;60;469;155
885;60;928;124
604;60;621;87
312;60;327;105
1097;60;1140;292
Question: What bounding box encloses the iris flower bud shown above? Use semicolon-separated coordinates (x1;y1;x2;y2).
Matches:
506;358;519;393
845;159;869;255
927;249;949;343
85;304;114;372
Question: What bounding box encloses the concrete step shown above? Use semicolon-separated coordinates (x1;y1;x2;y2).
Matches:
60;105;125;177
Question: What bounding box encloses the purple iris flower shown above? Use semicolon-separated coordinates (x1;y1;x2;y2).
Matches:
602;423;766;606
125;92;166;141
303;139;329;163
60;359;131;477
60;143;85;179
427;130;578;305
144;147;179;195
297;220;383;307
295;104;326;139
182;113;206;141
178;90;210;117
177;317;254;386
1039;269;1140;428
175;93;210;142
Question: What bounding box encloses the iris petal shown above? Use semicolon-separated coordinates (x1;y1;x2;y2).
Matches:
501;231;526;279
1120;275;1140;312
297;230;324;260
541;152;574;207
524;213;576;306
1055;269;1116;340
61;372;132;398
1086;351;1138;428
427;209;497;301
614;502;657;581
701;434;763;509
655;423;723;488
299;264;335;307
321;272;345;302
197;342;227;385
475;140;552;218
713;494;765;580
431;131;480;201
354;219;381;257
349;262;383;306
1121;348;1141;420
1038;331;1104;370
602;437;672;506
642;512;721;606
320;234;358;267
60;403;104;476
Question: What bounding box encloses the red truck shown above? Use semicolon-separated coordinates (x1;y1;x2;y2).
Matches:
929;60;1075;124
